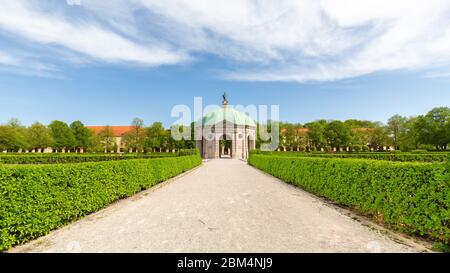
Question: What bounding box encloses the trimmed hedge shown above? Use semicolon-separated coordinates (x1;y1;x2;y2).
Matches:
251;151;449;162
0;151;195;165
0;154;202;251
249;154;450;244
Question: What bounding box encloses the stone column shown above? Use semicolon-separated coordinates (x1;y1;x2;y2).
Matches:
233;130;237;159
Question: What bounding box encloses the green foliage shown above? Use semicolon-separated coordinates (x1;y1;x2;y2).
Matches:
85;132;103;153
305;120;328;150
0;153;183;164
433;242;450;253
251;150;449;162
387;114;406;150
0;154;202;251
259;107;450;152
410;149;428;154
26;122;54;150
177;148;200;156
98;126;116;152
367;124;390;151
416;107;450;150
344;119;377;128
49;120;76;151
324;120;352;149
146;122;166;152
0;125;27;152
249;154;450;244
122;118;147;152
70;121;93;151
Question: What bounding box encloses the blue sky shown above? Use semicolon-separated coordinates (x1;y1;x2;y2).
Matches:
0;1;450;127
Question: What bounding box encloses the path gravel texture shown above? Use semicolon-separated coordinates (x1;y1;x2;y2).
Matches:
11;159;419;253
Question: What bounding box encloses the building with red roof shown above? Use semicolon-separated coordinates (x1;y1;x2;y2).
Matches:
87;126;134;137
87;126;135;152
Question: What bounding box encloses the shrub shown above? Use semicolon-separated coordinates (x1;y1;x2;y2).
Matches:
0;152;182;165
249;154;450;244
250;150;449;162
177;148;200;156
351;145;362;152
411;149;429;154
0;154;202;251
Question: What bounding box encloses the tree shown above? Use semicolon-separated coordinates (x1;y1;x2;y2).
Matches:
49;121;76;151
146;122;165;152
279;123;307;151
99;126;116;152
123;118;147;152
161;129;173;151
85;132;103;153
350;128;371;151
293;125;309;152
324;120;352;150
280;122;296;151
0;125;27;152
344;119;377;129
7;118;23;128
368;124;390;151
256;121;275;149
416;107;450;150
398;116;421;151
70;121;93;152
305;120;328;151
170;124;193;150
0;119;28;152
26;122;54;151
387;115;407;150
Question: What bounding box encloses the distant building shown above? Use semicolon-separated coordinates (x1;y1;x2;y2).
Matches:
195;97;257;160
87;126;134;153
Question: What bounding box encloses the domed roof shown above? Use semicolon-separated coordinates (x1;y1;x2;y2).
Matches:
200;107;257;127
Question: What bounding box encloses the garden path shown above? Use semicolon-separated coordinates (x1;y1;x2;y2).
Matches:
11;159;420;253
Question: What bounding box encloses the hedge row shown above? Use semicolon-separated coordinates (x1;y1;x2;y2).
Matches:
248;154;450;244
0;150;199;165
0;154;202;251
251;151;449;162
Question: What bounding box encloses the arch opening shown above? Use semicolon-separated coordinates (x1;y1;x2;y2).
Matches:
219;134;233;158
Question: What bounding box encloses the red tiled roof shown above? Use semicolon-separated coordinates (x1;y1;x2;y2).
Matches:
87;126;134;137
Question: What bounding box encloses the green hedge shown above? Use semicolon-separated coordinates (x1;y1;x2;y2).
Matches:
177;149;200;157
251;151;449;162
0;151;196;165
0;154;202;251
249;154;450;244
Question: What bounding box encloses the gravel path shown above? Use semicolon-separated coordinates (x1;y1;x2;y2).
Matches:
11;159;420;253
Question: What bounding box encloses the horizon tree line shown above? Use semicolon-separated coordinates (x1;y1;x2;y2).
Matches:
0;106;449;153
0;118;196;153
259;106;450;152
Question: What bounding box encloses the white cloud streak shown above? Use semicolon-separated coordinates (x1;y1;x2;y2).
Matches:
0;49;63;78
0;0;450;82
0;0;187;66
423;71;450;79
0;52;19;66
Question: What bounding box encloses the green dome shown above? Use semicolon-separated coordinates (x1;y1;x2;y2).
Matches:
200;107;256;127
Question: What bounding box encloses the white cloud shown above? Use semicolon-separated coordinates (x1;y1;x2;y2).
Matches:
0;49;63;78
1;0;450;82
0;52;19;66
423;71;450;79
0;0;187;66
